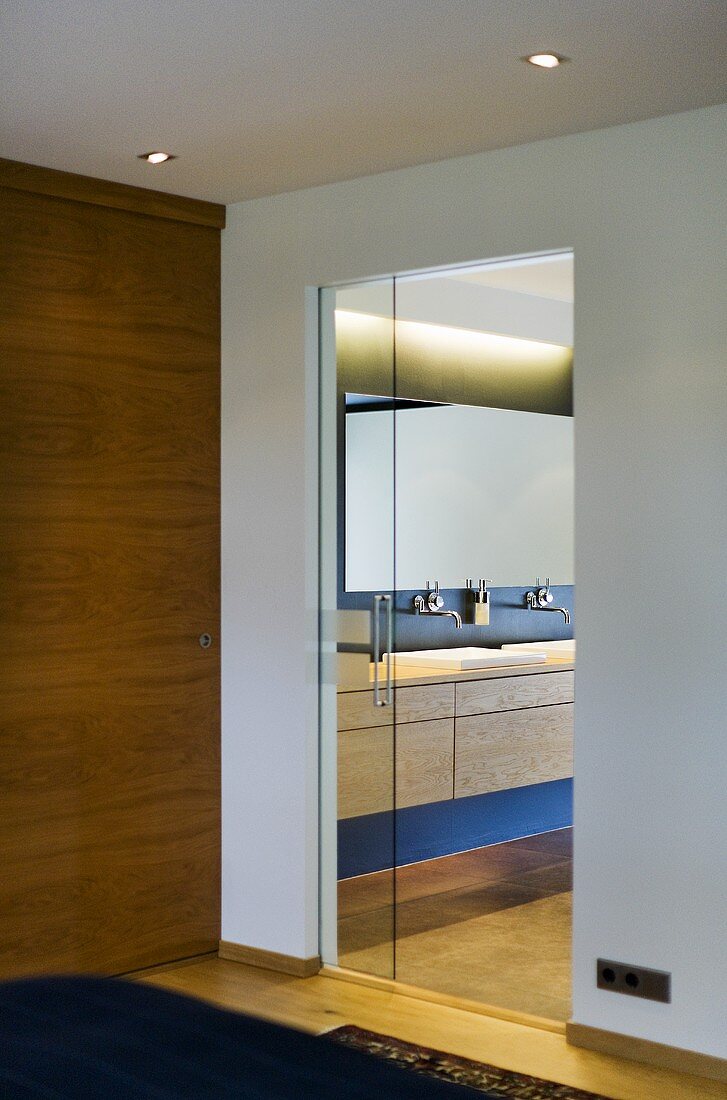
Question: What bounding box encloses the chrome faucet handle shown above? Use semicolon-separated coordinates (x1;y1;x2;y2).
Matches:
423;580;444;610
533;576;553;606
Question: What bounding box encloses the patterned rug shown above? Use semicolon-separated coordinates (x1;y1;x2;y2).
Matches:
326;1026;608;1099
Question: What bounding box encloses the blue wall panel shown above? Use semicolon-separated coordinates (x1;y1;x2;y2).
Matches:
338;778;573;879
337;585;574;657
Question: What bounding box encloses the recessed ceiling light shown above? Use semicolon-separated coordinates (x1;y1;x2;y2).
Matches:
137;151;176;164
523;52;568;69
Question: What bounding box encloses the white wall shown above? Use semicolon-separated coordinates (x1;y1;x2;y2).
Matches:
222;104;727;1056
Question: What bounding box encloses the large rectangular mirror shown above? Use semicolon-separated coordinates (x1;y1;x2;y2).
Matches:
337;251;574;593
345;397;573;591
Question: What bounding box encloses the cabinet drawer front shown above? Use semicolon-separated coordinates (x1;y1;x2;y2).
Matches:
338;726;393;818
396;683;455;724
338;682;455;731
338;717;455;818
456;671;574;717
338;690;394;732
455;703;573;798
396;718;454;809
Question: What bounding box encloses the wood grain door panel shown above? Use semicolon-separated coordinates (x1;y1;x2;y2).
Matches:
0;184;220;977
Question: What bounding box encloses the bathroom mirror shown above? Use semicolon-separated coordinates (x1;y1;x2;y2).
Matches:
344;397;574;591
338;250;575;592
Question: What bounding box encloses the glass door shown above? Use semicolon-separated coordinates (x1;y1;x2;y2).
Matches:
319;277;397;978
389;257;575;1015
322;254;575;1016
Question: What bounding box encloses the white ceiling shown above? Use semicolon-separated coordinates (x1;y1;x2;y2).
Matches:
338;253;573;343
1;1;725;204
450;254;574;302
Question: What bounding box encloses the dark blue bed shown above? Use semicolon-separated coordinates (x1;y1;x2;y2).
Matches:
0;976;488;1098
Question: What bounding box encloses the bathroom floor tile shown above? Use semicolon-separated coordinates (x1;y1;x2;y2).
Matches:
338;835;571;919
504;828;573;858
340;879;549;954
338;871;394;919
507;860;573;895
395;879;561;940
338;905;395;955
394;892;573;1020
337;829;573;1021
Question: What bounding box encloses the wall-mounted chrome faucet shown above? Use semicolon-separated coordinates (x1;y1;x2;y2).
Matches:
525;577;571;624
413;581;463;628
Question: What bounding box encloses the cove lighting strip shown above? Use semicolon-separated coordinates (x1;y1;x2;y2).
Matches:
335;309;570;366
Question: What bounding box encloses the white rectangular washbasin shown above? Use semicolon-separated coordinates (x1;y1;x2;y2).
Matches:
502;640;575;661
388;647;547;671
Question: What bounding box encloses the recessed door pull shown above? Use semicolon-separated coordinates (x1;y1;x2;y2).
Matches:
199;633;212;649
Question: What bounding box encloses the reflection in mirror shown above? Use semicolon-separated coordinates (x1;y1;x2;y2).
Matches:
345;398;573;591
338;251;574;592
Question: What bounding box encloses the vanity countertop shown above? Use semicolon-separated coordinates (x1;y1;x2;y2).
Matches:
336;655;574;692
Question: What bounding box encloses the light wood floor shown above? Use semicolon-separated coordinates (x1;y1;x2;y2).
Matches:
140;957;726;1100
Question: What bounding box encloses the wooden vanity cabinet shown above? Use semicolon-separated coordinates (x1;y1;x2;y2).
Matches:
456;671;574;717
454;703;573;798
337;668;574;822
337;684;455;818
454;671;574;798
337;682;454;731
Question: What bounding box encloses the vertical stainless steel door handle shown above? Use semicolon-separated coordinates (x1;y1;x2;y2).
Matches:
372;594;393;707
383;593;393;706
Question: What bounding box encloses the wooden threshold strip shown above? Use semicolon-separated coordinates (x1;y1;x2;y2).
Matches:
320;964;566;1036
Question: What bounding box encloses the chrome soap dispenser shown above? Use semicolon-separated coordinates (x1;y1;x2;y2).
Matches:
467;578;490;626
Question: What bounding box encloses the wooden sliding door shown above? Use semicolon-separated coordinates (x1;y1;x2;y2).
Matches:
0;163;223;976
